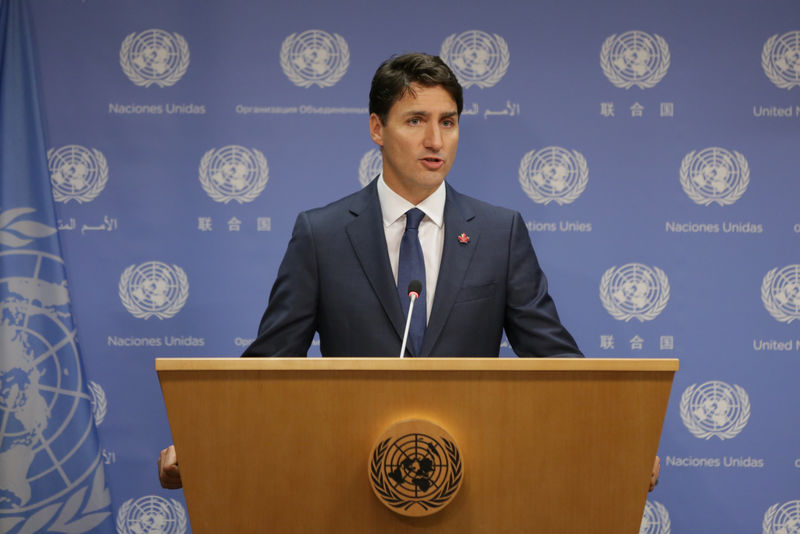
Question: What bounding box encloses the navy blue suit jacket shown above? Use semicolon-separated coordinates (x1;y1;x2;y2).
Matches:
242;180;582;358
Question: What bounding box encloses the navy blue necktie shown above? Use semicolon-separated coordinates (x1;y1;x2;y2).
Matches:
397;208;426;356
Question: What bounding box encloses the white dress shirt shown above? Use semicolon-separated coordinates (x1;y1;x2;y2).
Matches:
376;173;445;322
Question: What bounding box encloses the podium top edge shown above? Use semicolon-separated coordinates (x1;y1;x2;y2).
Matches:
155;357;679;372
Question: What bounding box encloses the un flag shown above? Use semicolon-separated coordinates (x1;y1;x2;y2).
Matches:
0;1;113;532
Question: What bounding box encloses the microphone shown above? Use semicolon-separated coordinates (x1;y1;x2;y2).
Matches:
399;280;423;358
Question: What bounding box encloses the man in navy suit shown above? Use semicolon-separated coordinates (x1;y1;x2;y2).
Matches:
161;53;664;490
240;52;581;359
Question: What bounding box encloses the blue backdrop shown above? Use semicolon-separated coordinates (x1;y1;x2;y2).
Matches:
13;0;800;531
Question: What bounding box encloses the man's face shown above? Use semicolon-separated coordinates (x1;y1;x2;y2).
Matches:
369;83;459;205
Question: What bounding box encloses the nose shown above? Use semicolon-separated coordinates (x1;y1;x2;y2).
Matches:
423;123;443;152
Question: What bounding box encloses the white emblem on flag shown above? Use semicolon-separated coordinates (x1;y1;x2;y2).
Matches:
0;211;111;530
198;146;269;203
600;263;670;322
639;500;671;534
47;145;108;204
280;30;349;88
680;381;750;440
519;146;588;205
763;500;800;534
358;149;383;188
601;31;670;89
762;31;800;89
441;30;510;88
116;495;187;534
118;261;189;320
680;147;749;206
120;29;190;87
761;265;800;323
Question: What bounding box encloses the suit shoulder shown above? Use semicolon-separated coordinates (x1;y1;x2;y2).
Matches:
448;186;520;223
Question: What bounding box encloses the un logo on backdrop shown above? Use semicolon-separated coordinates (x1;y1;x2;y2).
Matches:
118;261;189;320
440;30;510;88
639;500;671;534
762;265;800;323
601;31;670;89
358;149;382;188
198;146;269;203
47;145;108;204
120;29;190;88
762;31;800;89
680;148;749;206
680;381;750;440
280;30;349;88
518;147;588;205
88;381;107;427
763;501;800;534
116;495;187;534
600;263;670;322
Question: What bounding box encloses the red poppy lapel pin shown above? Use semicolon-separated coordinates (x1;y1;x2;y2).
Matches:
457;233;470;244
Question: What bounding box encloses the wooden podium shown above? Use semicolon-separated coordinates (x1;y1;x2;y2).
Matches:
156;357;677;533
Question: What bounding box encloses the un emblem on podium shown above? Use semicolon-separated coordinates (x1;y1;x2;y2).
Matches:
369;419;463;517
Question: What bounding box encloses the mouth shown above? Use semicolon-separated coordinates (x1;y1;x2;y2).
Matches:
420;156;444;170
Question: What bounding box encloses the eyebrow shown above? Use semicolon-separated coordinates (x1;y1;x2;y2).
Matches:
402;110;459;119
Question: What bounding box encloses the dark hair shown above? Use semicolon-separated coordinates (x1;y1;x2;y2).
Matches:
369;53;463;124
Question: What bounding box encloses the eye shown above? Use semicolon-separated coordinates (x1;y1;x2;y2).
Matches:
442;118;457;128
408;117;421;126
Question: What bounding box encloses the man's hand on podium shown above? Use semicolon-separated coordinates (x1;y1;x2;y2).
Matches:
158;445;182;489
649;455;661;492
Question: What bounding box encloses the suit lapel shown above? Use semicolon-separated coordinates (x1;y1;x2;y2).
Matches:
345;181;407;342
421;184;478;356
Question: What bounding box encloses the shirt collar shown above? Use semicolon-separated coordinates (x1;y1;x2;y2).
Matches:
376;173;446;228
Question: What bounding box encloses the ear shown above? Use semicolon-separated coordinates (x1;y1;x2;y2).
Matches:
369;113;384;147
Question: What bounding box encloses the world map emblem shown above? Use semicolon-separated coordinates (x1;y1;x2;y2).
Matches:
600;263;670;322
198;146;269;204
358;148;382;188
680;381;750;440
680;147;749;206
763;500;800;534
601;31;670;89
761;265;800;323
118;261;189;320
280;30;349;88
639;500;671;534
120;29;190;88
0;209;111;532
519;146;588;205
369;419;463;517
440;30;510;88
47;145;109;204
762;31;800;89
116;495;187;534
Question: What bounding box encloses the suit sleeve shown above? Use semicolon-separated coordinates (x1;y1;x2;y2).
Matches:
504;212;583;358
241;212;318;357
